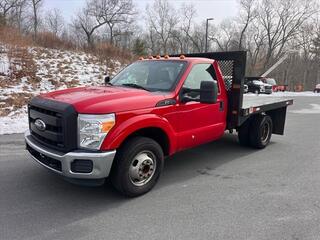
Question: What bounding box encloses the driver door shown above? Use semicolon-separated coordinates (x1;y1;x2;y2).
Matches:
175;63;226;150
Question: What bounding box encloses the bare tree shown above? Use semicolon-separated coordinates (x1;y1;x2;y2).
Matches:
145;27;159;54
72;3;105;47
210;19;237;51
237;0;257;50
179;3;197;53
296;22;316;62
13;0;27;31
45;8;64;36
91;0;135;45
30;0;42;39
146;0;178;54
245;22;267;74
0;0;20;26
72;0;136;47
258;0;317;69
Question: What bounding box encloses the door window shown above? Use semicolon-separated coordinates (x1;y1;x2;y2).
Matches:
182;63;218;99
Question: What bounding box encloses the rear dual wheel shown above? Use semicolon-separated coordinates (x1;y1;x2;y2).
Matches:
238;115;273;149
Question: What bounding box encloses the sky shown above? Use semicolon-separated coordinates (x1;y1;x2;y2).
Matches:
43;0;239;25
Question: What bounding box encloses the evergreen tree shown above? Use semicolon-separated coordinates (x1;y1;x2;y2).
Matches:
132;38;147;56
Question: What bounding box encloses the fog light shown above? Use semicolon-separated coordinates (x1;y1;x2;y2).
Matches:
71;160;93;173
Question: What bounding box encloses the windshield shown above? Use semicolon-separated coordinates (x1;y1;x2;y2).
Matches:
253;80;264;85
110;60;187;92
265;78;277;85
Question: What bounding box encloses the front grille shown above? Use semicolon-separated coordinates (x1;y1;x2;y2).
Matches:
31;131;63;148
29;105;64;148
26;144;62;172
29;105;61;117
28;97;78;152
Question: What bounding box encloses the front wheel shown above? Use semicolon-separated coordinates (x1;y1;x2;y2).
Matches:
110;137;164;197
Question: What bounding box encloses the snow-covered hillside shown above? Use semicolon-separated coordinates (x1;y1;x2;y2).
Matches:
0;45;122;134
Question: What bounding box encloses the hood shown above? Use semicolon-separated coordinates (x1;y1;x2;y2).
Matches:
40;86;166;114
253;81;272;87
253;81;265;86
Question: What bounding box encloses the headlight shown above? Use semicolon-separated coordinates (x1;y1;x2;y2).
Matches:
78;114;115;150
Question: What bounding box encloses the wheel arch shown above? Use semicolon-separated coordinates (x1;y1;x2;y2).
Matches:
117;127;170;156
101;114;176;156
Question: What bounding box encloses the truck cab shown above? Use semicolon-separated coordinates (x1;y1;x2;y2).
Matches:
25;52;293;197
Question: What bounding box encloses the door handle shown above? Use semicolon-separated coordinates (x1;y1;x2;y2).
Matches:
219;101;224;111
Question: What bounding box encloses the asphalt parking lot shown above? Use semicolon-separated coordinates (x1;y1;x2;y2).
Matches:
1;96;320;240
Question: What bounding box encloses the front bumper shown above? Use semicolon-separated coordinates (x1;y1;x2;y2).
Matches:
25;130;116;179
265;89;272;94
260;88;272;94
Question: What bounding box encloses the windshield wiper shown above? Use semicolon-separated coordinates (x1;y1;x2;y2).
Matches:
121;83;149;91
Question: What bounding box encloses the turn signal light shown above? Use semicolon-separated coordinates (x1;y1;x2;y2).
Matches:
101;121;115;132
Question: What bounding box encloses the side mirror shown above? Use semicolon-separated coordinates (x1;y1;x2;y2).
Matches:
200;81;218;104
104;76;110;85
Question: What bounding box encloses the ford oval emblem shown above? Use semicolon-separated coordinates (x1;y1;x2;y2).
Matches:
35;119;46;131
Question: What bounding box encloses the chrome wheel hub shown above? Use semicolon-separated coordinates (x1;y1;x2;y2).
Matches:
261;122;270;143
129;151;156;187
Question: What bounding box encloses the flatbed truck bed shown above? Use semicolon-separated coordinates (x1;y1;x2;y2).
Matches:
241;95;293;116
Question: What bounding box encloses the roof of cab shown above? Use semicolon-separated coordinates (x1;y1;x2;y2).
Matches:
139;56;215;63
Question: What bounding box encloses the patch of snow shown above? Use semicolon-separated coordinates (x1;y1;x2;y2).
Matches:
0;107;28;135
0;45;10;76
0;52;10;75
1;77;35;95
290;104;320;114
0;45;123;135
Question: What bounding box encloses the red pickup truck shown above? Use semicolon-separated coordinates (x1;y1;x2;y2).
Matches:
25;52;293;197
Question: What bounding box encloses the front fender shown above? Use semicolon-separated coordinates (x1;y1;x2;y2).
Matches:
100;114;177;154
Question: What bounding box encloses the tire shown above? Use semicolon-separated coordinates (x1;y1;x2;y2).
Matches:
110;137;164;197
238;119;251;146
249;115;273;149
